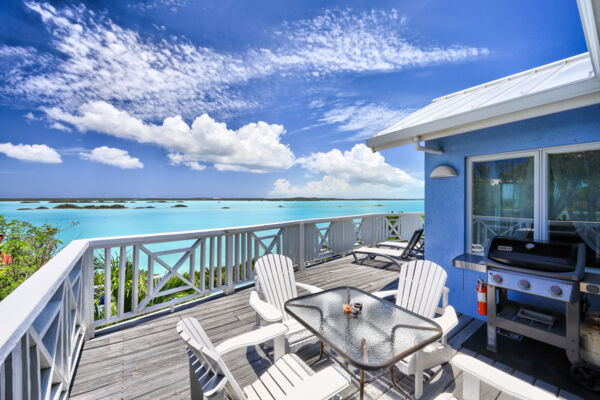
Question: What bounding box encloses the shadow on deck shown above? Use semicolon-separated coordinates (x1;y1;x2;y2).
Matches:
69;256;583;400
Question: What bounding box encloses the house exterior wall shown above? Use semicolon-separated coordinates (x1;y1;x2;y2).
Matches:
424;103;600;319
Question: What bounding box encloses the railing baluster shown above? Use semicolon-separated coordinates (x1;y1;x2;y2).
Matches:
189;246;196;290
298;223;305;270
225;234;233;294
147;253;154;307
11;338;22;400
118;246;126;318
209;236;215;291
200;238;206;292
241;233;247;281
104;247;112;323
132;246;139;314
234;233;240;283
247;231;253;278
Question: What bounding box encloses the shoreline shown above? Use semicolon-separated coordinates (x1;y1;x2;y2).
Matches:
1;197;424;202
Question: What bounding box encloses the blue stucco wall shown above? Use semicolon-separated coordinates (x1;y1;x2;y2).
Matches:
424;104;600;319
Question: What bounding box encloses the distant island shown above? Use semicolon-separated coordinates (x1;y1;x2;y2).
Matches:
53;203;127;209
5;197;423;202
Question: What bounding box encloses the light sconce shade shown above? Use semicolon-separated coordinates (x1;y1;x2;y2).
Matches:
430;165;458;178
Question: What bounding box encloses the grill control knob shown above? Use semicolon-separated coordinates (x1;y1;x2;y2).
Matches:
492;274;503;284
518;280;531;290
549;285;563;297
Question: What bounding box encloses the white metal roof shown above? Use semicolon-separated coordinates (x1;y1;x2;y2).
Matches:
367;53;600;151
367;0;600;152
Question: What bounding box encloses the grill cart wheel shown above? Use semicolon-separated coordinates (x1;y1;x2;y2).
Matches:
570;361;600;392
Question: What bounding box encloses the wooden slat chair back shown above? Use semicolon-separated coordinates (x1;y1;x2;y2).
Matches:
395;259;447;319
254;254;298;321
177;318;246;400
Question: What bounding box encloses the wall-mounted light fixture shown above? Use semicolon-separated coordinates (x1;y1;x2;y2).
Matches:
430;165;458;178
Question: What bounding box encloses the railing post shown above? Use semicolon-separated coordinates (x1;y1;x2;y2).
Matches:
81;247;95;339
225;234;234;295
371;216;377;246
298;223;305;271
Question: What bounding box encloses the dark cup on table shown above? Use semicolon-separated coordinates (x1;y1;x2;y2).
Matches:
353;302;362;312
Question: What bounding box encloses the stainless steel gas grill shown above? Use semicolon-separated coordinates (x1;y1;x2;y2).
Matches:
484;236;586;364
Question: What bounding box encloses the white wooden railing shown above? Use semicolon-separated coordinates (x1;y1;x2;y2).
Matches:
0;212;423;399
471;215;533;253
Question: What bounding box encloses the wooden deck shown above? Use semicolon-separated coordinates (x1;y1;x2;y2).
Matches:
69;256;583;400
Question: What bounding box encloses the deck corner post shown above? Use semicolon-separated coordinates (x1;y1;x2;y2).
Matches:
225;234;234;295
298;223;305;271
81;246;95;340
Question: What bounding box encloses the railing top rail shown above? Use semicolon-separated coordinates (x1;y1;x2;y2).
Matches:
86;212;423;248
0;239;88;364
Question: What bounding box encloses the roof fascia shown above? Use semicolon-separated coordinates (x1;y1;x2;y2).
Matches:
366;78;600;151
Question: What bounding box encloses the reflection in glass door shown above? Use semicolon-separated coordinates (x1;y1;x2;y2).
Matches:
547;149;600;267
470;156;535;254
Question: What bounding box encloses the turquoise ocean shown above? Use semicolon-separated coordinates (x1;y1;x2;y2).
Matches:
0;200;424;248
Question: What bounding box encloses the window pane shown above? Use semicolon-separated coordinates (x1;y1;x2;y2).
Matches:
548;149;600;267
471;157;535;254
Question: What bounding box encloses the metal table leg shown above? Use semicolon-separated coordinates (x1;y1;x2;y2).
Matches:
360;369;365;400
310;341;325;366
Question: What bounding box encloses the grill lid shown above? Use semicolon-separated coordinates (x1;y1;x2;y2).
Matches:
486;236;583;275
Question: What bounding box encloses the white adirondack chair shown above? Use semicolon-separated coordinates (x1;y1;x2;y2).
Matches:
373;259;459;398
249;254;323;350
176;317;350;400
434;353;557;400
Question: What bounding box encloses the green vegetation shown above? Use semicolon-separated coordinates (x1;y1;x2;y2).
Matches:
0;216;61;300
93;252;230;322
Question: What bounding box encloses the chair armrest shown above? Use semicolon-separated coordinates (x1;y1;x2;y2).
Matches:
249;290;283;323
451;353;557;400
442;286;449;308
295;281;323;294
215;323;288;355
372;290;397;300
436;286;450;315
283;366;350;400
433;306;458;337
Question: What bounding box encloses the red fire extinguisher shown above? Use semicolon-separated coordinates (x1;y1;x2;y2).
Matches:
477;279;487;316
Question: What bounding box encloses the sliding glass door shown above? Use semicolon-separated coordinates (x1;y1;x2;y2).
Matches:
546;148;600;267
467;143;600;267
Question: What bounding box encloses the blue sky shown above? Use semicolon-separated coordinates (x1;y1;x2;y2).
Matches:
0;0;587;198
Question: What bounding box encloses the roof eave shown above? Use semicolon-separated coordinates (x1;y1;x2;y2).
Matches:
366;78;600;151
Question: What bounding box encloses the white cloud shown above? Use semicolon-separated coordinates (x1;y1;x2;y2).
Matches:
0;142;62;163
1;3;488;120
128;0;187;13
320;102;412;140
268;9;488;75
79;146;143;169
50;122;71;132
46;101;295;172
270;144;423;198
167;153;206;171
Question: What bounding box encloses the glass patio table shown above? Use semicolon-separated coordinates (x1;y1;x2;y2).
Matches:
285;286;442;400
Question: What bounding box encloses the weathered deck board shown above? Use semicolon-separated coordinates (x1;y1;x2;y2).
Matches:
69;256;575;400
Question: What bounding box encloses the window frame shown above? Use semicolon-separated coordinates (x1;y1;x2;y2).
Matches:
466;142;600;254
466;149;540;254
